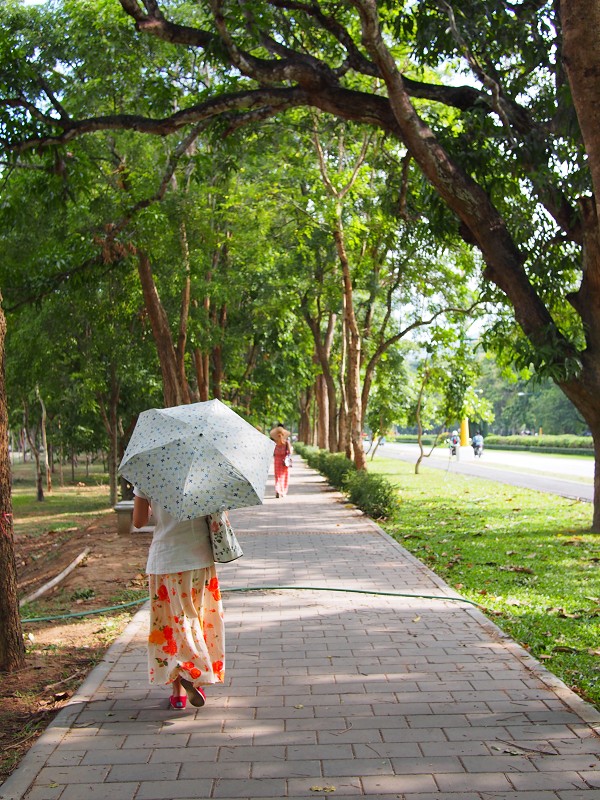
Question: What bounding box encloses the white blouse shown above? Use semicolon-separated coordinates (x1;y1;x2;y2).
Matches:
133;487;214;575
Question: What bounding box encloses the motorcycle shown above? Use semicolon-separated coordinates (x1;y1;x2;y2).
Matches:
448;435;460;457
472;442;483;458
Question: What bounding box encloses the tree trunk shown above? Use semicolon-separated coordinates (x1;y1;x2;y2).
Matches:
334;221;366;470
212;345;223;400
561;1;600;211
316;373;328;450
303;314;339;451
414;370;427;475
556;0;600;529
23;404;43;502
193;347;210;401
37;388;51;493
98;363;120;506
339;313;350;459
137;249;188;408
298;387;312;443
210;303;227;402
0;301;26;671
176;222;192;405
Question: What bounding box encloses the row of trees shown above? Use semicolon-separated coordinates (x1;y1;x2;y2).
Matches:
2;0;600;673
1;2;485;494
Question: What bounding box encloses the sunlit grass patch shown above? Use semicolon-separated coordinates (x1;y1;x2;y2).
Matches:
11;460;112;537
369;456;600;709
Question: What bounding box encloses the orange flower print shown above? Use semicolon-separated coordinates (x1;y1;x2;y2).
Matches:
163;626;174;641
149;628;167;645
181;662;202;680
162;639;178;655
213;660;225;680
156;584;170;602
207;577;221;601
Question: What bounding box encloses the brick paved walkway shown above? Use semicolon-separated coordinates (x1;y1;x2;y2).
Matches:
3;459;600;800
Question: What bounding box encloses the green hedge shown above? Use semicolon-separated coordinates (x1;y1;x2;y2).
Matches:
343;470;400;520
293;442;399;519
390;432;593;453
293;443;356;489
484;433;593;450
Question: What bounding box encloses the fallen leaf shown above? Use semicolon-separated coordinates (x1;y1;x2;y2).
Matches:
499;565;534;574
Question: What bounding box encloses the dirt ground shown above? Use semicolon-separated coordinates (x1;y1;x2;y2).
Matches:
1;512;152;784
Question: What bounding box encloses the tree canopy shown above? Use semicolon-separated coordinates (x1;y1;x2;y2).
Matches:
0;0;598;471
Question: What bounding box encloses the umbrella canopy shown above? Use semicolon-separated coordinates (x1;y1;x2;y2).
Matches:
118;399;274;521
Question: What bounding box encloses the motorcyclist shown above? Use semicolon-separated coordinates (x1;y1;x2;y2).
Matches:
447;429;460;457
472;431;484;457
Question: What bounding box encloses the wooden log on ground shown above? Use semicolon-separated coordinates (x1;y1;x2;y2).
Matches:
19;548;91;607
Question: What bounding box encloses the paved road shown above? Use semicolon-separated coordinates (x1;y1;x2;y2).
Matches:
3;459;600;800
372;442;594;502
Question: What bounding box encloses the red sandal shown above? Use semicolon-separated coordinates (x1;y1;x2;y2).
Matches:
168;695;187;710
180;678;206;707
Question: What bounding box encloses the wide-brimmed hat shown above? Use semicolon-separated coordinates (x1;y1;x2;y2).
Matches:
270;425;290;442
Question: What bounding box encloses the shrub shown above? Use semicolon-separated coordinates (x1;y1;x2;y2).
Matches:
343;470;400;520
294;442;398;518
293;444;357;488
317;452;357;489
484;433;593;450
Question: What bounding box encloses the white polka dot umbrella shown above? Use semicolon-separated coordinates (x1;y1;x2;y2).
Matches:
118;399;275;521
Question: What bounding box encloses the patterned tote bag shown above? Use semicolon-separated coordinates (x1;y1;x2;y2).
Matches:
207;511;244;563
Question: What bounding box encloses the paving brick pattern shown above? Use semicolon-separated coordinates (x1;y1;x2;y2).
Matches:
3;459;600;800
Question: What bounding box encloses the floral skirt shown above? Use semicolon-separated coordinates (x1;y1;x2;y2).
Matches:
148;567;225;688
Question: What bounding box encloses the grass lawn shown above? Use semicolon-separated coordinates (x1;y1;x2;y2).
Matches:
11;458;113;537
369;455;600;710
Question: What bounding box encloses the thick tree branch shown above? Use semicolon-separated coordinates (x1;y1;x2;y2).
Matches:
4;88;312;154
118;0;535;127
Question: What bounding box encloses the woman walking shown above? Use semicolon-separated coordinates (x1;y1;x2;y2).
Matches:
133;492;225;710
270;423;292;499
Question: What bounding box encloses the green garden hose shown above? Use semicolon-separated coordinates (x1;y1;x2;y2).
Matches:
20;585;480;623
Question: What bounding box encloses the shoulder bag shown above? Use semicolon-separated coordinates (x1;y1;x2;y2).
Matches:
207;511;244;563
